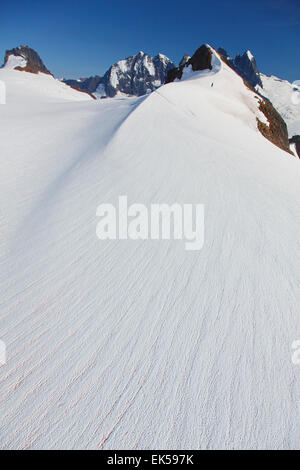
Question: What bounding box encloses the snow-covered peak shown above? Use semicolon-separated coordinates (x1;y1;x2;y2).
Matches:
229;49;262;88
63;51;175;99
90;52;176;98
156;53;172;65
166;45;290;153
2;46;52;75
0;58;93;103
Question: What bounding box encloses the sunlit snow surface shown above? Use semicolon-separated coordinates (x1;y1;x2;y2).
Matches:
1;53;300;450
0;68;93;103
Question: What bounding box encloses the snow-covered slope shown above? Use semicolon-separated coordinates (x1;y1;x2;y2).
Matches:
258;74;300;137
216;47;299;139
1;46;93;103
0;67;93;104
1;47;300;450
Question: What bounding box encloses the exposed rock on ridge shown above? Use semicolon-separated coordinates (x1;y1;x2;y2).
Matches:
165;45;212;83
3;46;52;75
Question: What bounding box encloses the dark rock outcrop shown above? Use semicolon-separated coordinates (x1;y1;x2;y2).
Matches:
217;47;229;59
179;53;191;67
257;97;292;154
3;46;52;75
165;45;212;83
231;51;262;88
217;51;291;154
289;135;300;157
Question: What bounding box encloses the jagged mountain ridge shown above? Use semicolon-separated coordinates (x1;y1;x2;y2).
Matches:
2;44;299;148
70;45;262;99
217;48;263;88
64;52;176;98
166;44;291;155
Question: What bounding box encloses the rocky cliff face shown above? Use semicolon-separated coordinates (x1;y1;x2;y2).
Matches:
3;46;52;75
64;52;175;98
217;47;262;88
256;96;292;154
231;50;263;88
216;50;291;154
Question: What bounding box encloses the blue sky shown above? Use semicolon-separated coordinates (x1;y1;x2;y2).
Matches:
1;0;299;81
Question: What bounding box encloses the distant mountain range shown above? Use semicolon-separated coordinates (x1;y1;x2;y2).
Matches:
1;43;299;155
62;46;263;97
0;43;280;101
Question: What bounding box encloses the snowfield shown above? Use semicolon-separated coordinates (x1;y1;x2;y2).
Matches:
0;68;93;104
1;52;300;450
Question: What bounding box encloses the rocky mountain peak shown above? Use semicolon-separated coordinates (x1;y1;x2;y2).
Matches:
231;50;262;88
64;52;175;98
3;45;52;75
217;47;262;88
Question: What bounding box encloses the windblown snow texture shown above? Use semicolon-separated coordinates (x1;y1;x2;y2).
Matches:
1;47;300;450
